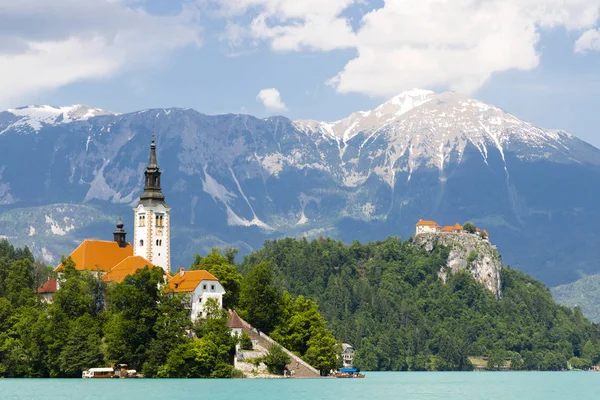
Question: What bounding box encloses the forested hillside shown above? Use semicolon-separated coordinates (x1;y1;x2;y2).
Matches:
242;237;600;371
0;239;338;378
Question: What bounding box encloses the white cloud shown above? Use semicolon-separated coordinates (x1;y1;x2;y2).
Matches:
575;29;600;53
0;1;201;108
217;0;600;97
257;88;287;112
216;0;356;51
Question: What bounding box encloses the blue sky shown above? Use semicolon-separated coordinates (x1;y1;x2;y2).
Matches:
4;0;600;146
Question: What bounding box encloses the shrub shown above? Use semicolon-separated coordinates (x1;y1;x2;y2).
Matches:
463;222;477;234
239;331;253;350
263;344;291;375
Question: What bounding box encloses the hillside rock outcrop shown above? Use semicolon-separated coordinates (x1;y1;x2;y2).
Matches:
412;233;503;299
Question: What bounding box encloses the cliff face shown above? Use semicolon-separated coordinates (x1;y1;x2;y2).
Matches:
412;233;503;299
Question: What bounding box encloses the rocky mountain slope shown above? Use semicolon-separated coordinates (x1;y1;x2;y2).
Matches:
412;233;502;299
0;90;599;286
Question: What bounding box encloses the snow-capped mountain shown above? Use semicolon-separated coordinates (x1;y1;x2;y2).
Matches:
0;91;599;287
0;104;118;134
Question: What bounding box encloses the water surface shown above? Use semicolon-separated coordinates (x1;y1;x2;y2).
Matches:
2;372;599;400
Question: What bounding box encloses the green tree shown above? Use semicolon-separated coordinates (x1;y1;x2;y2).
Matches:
58;315;103;377
239;262;282;334
239;331;253;350
263;344;291;375
463;222;477;234
191;249;242;309
304;329;340;375
52;257;103;319
142;292;192;377
510;353;525;371
104;266;164;369
158;338;219;378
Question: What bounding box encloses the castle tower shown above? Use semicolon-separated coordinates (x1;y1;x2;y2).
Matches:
133;135;171;273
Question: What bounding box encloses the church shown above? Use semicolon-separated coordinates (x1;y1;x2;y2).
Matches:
36;135;224;321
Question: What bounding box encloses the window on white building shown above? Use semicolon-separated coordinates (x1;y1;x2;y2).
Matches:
155;214;164;227
211;284;215;291
138;215;146;227
139;239;144;247
203;284;207;290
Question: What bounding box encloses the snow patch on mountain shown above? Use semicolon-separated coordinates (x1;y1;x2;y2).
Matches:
295;90;581;189
1;105;118;134
45;215;75;235
202;167;271;230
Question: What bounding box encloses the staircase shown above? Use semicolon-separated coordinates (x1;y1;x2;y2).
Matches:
234;313;322;378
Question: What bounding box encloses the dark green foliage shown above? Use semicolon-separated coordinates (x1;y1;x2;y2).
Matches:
568;356;592;370
263;344;291;375
487;349;506;370
463;222;477;234
239;331;253;350
191;248;242;309
241;237;600;371
104;266;165;369
158;300;236;378
238;262;282;334
0;240;236;378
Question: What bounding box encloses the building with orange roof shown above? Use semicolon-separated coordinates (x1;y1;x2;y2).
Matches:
415;219;442;235
440;223;464;233
35;277;57;303
168;268;225;321
54;239;133;274
101;256;159;284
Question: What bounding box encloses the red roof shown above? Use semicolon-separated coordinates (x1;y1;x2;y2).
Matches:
227;311;245;329
35;277;57;294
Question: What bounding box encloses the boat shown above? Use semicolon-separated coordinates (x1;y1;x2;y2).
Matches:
82;367;116;378
333;368;365;378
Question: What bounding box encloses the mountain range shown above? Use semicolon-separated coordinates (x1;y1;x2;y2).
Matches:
0;90;599;287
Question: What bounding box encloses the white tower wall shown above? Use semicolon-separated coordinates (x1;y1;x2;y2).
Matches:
133;203;171;273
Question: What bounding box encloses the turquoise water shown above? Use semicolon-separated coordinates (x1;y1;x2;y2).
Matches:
2;372;600;399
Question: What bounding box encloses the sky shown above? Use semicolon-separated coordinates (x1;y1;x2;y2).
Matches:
2;0;600;146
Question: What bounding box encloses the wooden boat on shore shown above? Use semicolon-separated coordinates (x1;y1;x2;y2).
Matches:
82;365;138;378
333;368;365;378
82;368;116;378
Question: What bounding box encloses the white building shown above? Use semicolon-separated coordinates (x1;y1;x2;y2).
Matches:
341;343;355;367
415;219;441;235
133;135;171;274
168;269;226;321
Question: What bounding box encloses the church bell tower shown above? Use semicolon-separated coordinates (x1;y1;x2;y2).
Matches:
133;134;171;273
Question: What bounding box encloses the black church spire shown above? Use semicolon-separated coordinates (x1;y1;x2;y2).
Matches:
139;134;166;207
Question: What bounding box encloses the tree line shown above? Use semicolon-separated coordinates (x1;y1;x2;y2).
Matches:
0;240;338;377
240;236;600;371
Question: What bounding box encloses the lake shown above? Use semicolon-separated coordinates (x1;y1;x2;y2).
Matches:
2;372;600;400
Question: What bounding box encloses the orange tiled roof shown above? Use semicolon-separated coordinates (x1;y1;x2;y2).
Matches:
168;270;218;293
416;219;439;227
102;256;154;283
453;223;463;231
35;277;57;294
54;240;133;273
441;226;455;232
